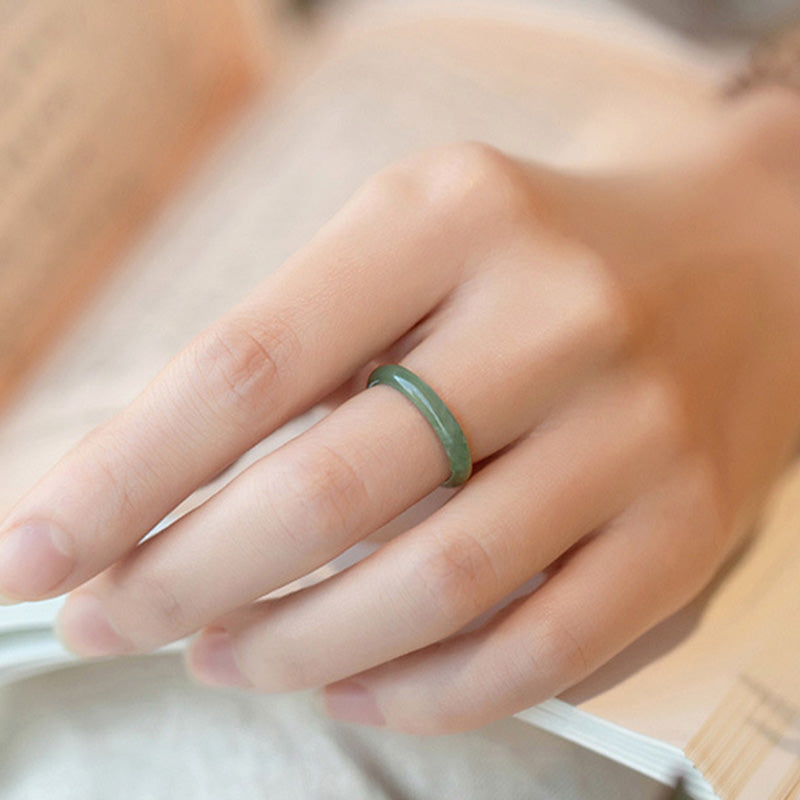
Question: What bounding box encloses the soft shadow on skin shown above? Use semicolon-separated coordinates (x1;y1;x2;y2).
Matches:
562;532;756;705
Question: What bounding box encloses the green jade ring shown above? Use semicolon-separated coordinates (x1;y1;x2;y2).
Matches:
366;364;473;487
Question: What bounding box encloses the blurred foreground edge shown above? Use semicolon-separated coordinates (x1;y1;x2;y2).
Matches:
0;0;272;413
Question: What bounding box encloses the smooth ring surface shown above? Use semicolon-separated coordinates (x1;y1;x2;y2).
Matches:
366;364;472;487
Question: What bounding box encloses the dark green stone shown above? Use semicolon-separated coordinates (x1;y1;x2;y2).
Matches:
367;364;472;487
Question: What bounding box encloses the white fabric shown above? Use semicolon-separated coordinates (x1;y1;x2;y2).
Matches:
0;655;665;799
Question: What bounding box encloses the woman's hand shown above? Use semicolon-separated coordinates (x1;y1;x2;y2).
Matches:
2;90;800;734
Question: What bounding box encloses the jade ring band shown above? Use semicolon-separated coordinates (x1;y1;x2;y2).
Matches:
366;364;472;487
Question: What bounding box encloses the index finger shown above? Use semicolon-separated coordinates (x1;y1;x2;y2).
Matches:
0;144;518;602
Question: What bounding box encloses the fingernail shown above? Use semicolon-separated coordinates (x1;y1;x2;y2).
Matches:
188;627;252;689
0;520;74;598
56;592;134;657
324;680;386;727
0;593;19;606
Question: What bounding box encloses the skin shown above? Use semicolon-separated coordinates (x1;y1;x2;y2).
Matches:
1;80;800;733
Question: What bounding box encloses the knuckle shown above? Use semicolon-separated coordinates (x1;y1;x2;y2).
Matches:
264;442;371;553
239;624;315;692
82;429;140;519
79;424;158;527
368;143;530;236
566;254;634;359
358;161;422;211
626;371;688;458
189;314;301;427
419;142;530;227
673;456;730;566
529;606;592;686
106;570;188;649
411;529;499;629
253;653;311;692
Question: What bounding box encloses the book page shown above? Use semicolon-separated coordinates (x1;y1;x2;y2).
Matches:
564;460;800;799
0;0;267;411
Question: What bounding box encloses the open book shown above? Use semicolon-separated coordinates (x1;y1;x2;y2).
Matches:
1;2;798;798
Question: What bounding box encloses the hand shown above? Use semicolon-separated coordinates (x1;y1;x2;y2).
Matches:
2;91;800;734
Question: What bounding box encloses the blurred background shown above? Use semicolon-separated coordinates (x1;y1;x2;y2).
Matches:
288;0;800;36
